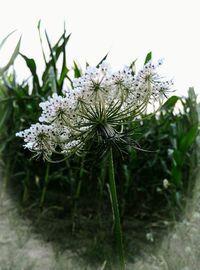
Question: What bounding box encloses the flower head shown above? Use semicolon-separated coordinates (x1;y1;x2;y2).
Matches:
16;59;173;161
16;123;56;159
72;62;112;104
39;93;77;125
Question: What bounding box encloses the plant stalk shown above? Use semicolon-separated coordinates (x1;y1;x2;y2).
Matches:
108;148;125;270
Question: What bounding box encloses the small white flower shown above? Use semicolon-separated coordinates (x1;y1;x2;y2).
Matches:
135;59;173;102
16;123;56;158
39;93;77;124
72;62;111;104
163;179;170;189
61;139;81;154
109;66;134;91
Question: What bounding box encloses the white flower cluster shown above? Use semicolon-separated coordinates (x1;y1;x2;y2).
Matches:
16;123;56;159
16;60;173;160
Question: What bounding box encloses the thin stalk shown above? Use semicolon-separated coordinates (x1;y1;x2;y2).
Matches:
108;148;125;270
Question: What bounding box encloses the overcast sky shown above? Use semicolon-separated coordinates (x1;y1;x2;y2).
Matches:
0;0;199;97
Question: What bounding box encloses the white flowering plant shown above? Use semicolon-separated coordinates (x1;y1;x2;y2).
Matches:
15;51;174;269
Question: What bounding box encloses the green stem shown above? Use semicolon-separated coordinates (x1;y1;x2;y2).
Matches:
108;148;125;270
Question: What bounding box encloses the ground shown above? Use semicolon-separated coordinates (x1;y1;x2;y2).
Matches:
0;170;200;270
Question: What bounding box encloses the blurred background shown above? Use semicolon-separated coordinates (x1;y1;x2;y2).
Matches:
0;0;199;97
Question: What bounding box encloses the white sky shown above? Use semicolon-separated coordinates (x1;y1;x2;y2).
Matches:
0;0;200;97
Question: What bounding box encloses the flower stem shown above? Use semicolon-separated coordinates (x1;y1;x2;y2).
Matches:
108;148;125;270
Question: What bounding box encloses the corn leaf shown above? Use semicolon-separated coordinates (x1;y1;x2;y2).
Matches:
20;53;40;92
0;37;21;76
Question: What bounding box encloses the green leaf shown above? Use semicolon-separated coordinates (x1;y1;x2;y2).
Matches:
0;105;12;130
0;30;16;51
0;133;15;153
37;20;47;64
179;125;198;153
0;37;21;76
73;61;82;78
45;30;56;60
96;53;109;68
144;51;152;65
171;166;182;187
44;30;57;81
172;149;184;167
42;29;71;94
58;66;69;87
20;53;40;91
57;28;71;93
161;96;179;111
54;33;71;61
48;66;57;93
188;87;196;101
45;30;71;65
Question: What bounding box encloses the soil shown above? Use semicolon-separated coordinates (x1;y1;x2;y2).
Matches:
0;168;200;270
